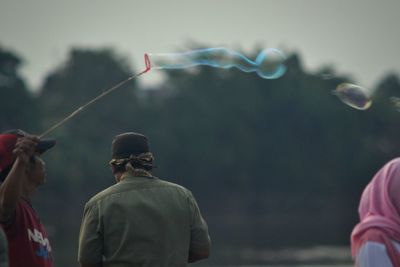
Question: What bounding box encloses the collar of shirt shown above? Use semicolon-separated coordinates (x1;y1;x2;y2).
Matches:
120;172;155;183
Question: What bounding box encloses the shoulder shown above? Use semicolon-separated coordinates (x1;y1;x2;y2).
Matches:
85;184;120;207
1;200;34;235
156;178;193;196
84;178;194;208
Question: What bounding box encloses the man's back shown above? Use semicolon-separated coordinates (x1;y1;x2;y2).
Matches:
78;174;210;267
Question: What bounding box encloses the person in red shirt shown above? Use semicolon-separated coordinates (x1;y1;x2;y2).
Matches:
0;129;55;267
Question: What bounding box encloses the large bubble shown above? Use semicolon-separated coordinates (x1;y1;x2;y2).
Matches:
332;83;372;110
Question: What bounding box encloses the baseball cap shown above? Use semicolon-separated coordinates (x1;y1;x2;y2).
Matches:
111;132;149;159
0;129;56;173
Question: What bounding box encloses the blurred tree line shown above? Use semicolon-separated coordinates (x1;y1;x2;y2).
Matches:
1;44;400;266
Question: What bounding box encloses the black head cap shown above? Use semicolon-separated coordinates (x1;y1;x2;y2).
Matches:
111;132;149;159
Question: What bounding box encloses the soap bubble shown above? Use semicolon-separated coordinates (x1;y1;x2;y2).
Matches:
332;83;372;110
255;48;287;79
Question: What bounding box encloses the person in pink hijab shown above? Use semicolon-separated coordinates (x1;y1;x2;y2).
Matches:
351;158;400;267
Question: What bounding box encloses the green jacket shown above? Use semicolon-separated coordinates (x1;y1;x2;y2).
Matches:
78;174;210;267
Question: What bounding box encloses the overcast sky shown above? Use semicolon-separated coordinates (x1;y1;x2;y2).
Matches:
1;0;400;91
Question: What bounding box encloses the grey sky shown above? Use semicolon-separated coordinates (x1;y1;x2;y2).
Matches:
1;0;399;91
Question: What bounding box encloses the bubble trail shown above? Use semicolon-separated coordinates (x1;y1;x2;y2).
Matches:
332;83;372;110
146;47;287;79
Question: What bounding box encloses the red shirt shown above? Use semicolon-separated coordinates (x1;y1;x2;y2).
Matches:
1;199;53;267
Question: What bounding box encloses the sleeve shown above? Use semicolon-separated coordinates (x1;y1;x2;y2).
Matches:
187;191;211;253
1;202;21;238
78;201;103;264
357;241;394;267
0;228;8;267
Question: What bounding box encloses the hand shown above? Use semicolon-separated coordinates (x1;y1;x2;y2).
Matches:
12;135;39;165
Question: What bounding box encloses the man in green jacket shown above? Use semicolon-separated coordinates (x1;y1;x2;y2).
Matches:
78;132;211;267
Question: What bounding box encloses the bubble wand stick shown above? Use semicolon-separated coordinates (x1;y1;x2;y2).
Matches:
39;55;151;138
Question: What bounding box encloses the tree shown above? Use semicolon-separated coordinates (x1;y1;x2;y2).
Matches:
0;46;38;132
39;47;143;190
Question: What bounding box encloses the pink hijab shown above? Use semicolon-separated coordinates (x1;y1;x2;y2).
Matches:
351;158;400;266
